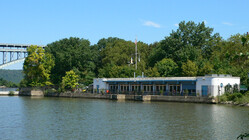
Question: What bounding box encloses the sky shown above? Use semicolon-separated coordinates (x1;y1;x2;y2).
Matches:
1;0;249;69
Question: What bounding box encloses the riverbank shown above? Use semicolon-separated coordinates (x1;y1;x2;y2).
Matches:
44;92;216;103
14;88;248;106
220;101;249;107
0;91;19;96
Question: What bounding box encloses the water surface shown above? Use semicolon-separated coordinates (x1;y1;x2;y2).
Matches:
0;97;248;140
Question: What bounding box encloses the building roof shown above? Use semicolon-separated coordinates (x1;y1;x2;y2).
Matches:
102;77;197;82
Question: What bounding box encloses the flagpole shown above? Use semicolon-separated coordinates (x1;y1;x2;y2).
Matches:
135;37;137;70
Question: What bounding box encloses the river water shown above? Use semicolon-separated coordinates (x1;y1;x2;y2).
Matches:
0;97;248;140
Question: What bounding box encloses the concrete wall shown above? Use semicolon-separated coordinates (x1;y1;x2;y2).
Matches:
47;92;110;99
19;88;44;96
93;78;108;93
46;92;215;103
196;76;240;97
0;91;19;96
211;77;240;96
149;95;214;103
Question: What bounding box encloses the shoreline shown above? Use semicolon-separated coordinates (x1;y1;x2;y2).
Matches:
1;89;247;106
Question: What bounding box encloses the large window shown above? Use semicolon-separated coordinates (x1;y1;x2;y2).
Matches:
143;85;153;92
169;85;180;93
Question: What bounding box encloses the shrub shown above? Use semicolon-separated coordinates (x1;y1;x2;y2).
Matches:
235;96;249;104
44;88;57;95
227;93;243;101
184;89;189;96
8;91;15;96
219;94;228;102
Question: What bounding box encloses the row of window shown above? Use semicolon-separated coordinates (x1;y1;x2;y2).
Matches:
109;84;184;93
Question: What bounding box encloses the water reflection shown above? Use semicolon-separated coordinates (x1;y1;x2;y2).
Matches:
0;97;248;140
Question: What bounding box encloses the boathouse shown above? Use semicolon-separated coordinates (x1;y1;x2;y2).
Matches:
93;74;240;97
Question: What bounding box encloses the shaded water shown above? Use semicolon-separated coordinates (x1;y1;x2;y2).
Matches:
0;97;248;140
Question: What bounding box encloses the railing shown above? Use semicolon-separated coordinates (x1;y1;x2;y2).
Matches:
93;89;198;96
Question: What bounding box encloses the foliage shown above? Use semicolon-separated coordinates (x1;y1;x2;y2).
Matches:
97;37;152;78
145;67;160;77
8;91;15;96
198;61;214;76
225;84;233;93
237;133;249;140
181;60;198;76
46;37;96;86
155;58;178;77
18;20;249;88
62;70;79;90
0;78;18;87
219;94;228;102
226;93;243;101
23;45;54;87
220;92;249;104
149;21;220;68
184;89;189;96
0;70;23;84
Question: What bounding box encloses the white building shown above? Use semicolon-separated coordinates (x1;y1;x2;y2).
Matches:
93;74;240;97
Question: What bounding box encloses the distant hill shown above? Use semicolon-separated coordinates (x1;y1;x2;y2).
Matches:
0;70;24;84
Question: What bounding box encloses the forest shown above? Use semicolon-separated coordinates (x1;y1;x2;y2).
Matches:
0;70;23;84
21;21;249;89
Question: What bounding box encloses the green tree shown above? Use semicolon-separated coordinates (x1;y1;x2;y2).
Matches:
23;45;54;87
149;21;220;68
97;38;151;77
198;61;214;76
181;60;198;76
62;70;79;90
46;37;96;86
155;58;178;77
145;67;160;77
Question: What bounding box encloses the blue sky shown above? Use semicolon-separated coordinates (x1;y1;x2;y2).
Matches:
1;0;249;69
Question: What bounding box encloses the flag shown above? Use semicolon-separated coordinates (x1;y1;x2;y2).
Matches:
135;38;137;45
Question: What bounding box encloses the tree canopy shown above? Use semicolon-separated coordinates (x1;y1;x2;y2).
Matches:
23;45;54;87
21;21;249;88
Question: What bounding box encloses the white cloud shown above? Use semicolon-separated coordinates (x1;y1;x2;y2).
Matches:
204;20;208;25
222;22;233;26
174;23;179;27
143;21;161;28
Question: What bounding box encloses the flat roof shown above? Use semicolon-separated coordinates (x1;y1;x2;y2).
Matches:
95;75;240;82
101;77;197;82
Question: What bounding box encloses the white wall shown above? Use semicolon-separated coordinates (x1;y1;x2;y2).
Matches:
93;78;108;91
196;77;212;96
211;77;240;96
196;77;240;97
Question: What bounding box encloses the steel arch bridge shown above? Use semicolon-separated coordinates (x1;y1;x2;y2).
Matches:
0;43;45;69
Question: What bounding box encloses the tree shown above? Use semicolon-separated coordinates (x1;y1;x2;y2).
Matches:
145;67;160;77
181;60;198;76
155;58;178;77
46;37;96;86
198;61;214;76
149;21;220;68
23;45;54;87
62;70;79;90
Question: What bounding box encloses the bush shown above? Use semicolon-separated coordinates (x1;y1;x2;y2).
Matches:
235;96;249;104
44;88;57;95
8;91;15;96
219;94;228;102
227;93;243;101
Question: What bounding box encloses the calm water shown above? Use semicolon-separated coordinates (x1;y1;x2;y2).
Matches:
0;97;248;140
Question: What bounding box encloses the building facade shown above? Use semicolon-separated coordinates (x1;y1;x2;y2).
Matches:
93;74;240;97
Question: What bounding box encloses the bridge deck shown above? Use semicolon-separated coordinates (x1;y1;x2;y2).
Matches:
0;43;45;48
